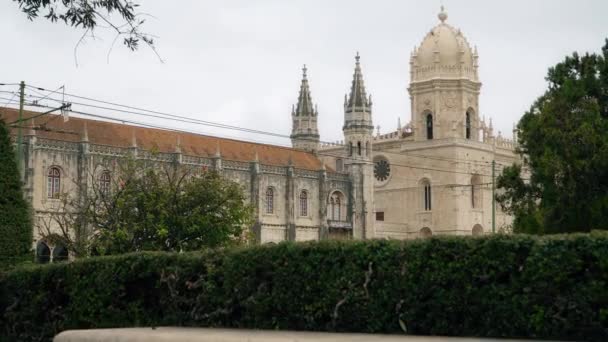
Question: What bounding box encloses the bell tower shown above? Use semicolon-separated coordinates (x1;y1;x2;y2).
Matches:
408;6;481;141
291;65;320;153
343;53;375;239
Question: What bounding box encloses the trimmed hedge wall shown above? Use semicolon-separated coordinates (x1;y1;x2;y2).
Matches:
1;235;607;341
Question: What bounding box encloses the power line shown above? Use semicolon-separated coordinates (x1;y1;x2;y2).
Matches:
6;84;522;178
16;90;515;176
9;97;519;180
19;102;506;178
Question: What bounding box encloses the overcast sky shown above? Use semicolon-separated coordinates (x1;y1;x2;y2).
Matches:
1;0;607;146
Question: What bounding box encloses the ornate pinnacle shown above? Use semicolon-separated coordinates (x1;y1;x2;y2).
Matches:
293;64;315;117
438;5;448;23
346;53;370;112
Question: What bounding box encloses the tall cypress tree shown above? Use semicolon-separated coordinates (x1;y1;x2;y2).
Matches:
0;118;32;269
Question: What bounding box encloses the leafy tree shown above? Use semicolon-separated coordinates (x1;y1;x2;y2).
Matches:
38;157;254;256
497;39;608;234
0;119;32;269
13;0;157;55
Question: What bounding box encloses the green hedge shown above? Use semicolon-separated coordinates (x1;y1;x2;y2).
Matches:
1;235;607;341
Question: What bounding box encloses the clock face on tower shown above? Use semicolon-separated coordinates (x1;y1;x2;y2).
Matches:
374;158;391;183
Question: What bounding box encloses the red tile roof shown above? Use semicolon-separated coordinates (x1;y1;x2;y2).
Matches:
1;107;326;171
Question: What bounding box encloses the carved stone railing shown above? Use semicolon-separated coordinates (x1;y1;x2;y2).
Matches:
138;151;175;162
320;140;344;148
374;131;401;141
35;138;79;152
294;168;318;179
260;164;287;175
182;155;212;166
223;159;250;171
89;144;129;156
328;220;352;230
412;64;478;82
401;137;495;152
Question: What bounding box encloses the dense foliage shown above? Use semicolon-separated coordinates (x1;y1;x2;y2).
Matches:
0;119;32;271
1;235;606;341
497;39;608;234
38;159;254;256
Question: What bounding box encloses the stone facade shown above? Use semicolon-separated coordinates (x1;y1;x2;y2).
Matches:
318;7;519;239
3;6;520;261
2;108;355;261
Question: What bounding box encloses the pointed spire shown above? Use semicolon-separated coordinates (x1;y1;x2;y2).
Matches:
346;52;371;113
293;64;315;117
397;117;402;130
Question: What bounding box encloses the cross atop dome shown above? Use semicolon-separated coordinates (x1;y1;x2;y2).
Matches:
438;5;448;23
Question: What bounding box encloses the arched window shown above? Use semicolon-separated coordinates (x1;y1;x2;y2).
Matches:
471;174;482;208
422;180;432;211
348;142;353;156
52;243;69;262
426;114;433;140
47;167;61;198
420;227;433;238
329;191;343;221
465;111;472;139
357;141;362;156
365;141;371;157
99;171;111;195
299;190;308;217
265;187;274;214
36;241;50;264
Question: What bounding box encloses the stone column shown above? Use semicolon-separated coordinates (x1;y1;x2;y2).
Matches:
318;167;329;240
285;164;296;241
250;159;261;243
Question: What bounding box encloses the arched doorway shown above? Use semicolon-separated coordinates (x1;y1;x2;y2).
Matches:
420;227;433;238
472;224;484;236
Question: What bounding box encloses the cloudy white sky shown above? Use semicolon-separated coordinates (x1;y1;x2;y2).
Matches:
1;0;607;146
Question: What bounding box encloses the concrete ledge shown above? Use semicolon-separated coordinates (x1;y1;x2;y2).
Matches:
54;327;541;342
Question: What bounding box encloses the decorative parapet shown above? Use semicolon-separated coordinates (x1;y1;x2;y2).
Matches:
182;155;213;166
35;138;79;152
222;159;250;171
138;150;176;162
260;164;287;175
494;137;516;150
294;168;318;179
328;220;352;230
320;140;344;149
89;144;130;156
374;130;401;141
412;64;478;82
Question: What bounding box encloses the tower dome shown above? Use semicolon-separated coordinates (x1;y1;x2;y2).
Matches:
410;6;479;82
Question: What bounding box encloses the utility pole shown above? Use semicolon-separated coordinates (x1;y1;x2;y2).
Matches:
491;159;496;233
16;81;25;174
